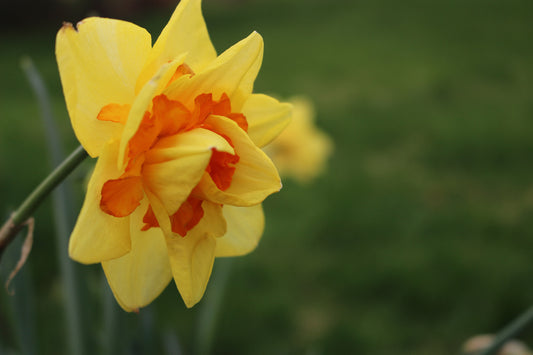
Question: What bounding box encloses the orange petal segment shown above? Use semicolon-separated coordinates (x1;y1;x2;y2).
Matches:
143;196;205;237
152;94;191;136
212;93;248;131
119;57;186;168
206;149;240;191
127;111;159;160
170;196;205;236
142;204;159;231
190;93;214;126
227;113;248;132
100;176;144;217
97;103;131;123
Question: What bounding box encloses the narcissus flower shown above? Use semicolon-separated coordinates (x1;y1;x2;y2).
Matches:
56;0;291;310
265;97;332;183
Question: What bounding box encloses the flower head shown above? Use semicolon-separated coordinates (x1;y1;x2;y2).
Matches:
265;97;333;183
56;0;291;310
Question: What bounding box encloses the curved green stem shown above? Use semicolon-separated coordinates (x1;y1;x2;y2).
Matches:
0;145;88;260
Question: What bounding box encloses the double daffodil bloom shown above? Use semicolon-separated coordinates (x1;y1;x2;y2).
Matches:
265;97;332;183
56;0;291;310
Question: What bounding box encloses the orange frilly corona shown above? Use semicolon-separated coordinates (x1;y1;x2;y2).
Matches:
56;0;291;310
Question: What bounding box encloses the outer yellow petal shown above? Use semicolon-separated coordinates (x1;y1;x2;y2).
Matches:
166;233;215;308
102;197;172;312
164;32;263;111
118;56;186;168
195;115;281;206
143;128;234;215
215;204;264;257
136;0;216;91
148;193;225;308
242;94;292;148
56;18;151;157
69;141;131;264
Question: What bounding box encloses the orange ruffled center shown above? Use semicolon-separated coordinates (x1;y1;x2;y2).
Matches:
97;64;248;237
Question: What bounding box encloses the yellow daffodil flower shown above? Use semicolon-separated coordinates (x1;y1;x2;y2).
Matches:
265;97;332;183
56;0;291;311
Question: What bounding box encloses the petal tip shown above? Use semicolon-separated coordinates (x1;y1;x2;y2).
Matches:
248;31;264;46
182;290;204;308
60;21;74;32
250;30;262;39
184;298;198;308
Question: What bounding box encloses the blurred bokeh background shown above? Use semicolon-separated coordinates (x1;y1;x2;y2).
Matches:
2;0;533;354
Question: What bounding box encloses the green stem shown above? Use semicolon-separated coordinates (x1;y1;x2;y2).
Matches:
13;145;88;225
475;306;533;355
22;57;87;355
0;145;88;259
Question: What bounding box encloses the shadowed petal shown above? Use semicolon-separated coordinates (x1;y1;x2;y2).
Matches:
215;204;264;257
69;141;131;264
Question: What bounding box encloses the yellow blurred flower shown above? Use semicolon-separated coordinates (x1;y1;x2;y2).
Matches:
462;334;533;355
265;97;333;183
56;0;291;310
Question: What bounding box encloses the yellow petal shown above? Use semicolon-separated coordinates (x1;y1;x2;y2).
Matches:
195;115;281;206
143;128;234;215
118;56;186;169
164;32;263;111
69;141;131;264
136;0;216;91
242;94;292;148
56;18;151;157
215;204;264;257
153;199;225;307
102;197;172;312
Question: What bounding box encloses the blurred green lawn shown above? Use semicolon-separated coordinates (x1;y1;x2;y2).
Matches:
2;0;533;354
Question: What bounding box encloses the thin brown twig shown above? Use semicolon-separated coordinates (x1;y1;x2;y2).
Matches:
5;217;34;295
0;214;23;262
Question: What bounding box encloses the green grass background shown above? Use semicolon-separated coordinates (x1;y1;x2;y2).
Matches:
1;0;533;353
